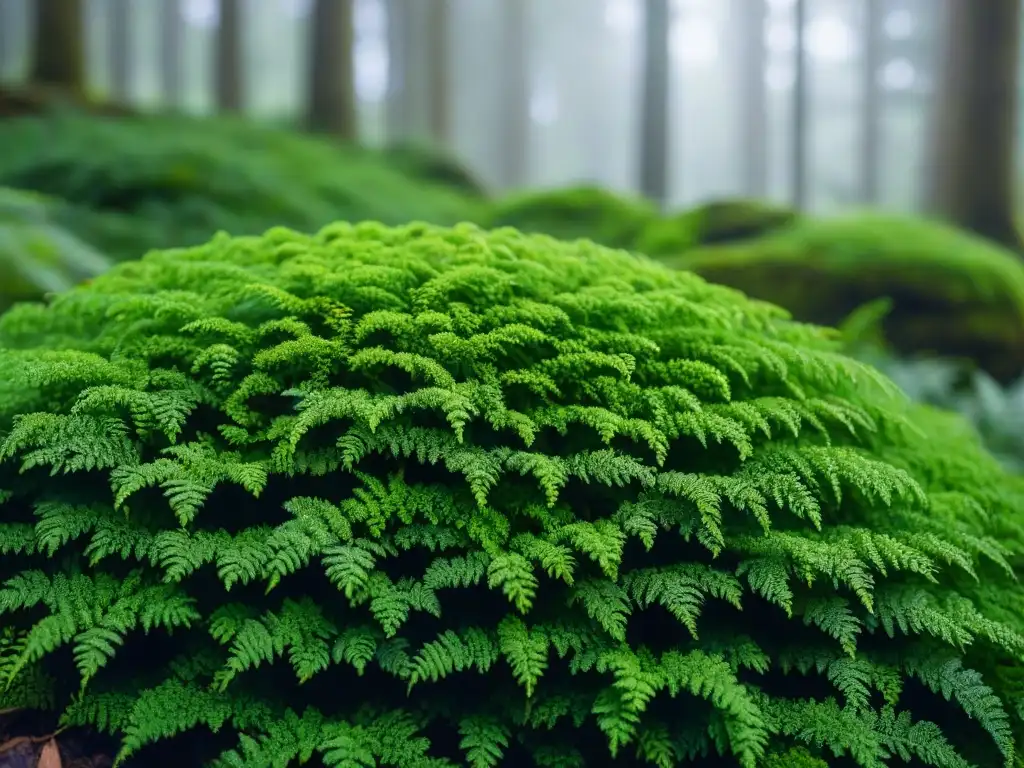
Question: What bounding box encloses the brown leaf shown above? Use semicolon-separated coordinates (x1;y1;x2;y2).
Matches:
35;739;61;768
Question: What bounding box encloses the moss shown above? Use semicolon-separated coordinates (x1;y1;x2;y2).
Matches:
0;221;1022;765
0;83;135;120
658;212;1024;382
484;185;659;249
381;141;488;197
0;112;485;261
636;198;799;256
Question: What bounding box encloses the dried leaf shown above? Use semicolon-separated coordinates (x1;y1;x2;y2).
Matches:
36;739;61;768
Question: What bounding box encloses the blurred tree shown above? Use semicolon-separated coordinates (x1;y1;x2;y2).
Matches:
215;0;244;112
928;0;1022;250
108;0;132;103
384;0;450;148
639;0;670;205
306;0;356;139
160;0;184;108
498;0;529;189
30;0;85;92
737;0;768;199
427;0;452;146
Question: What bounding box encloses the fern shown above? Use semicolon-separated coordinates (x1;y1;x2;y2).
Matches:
0;221;1021;767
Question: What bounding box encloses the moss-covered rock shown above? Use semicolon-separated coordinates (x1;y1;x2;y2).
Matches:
0;186;111;310
637;198;799;256
0;221;1023;766
484;185;659;249
658;213;1024;383
0;112;485;261
381;141;488;197
0;84;135;120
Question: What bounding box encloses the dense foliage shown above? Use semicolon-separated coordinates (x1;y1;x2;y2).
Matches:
0;112;485;262
1;221;1022;767
0;186;112;310
657;213;1024;383
853;348;1024;474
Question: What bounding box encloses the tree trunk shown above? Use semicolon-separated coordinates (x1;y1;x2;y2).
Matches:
791;0;809;208
30;0;85;92
108;0;132;103
928;0;1022;250
306;0;357;139
859;0;883;204
639;0;670;205
215;0;244;112
160;0;185;108
737;0;768;198
426;0;452;146
497;0;529;189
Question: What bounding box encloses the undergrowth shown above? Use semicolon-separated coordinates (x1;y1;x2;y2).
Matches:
0;222;1022;767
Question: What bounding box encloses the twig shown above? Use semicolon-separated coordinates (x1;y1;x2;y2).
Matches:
0;726;67;756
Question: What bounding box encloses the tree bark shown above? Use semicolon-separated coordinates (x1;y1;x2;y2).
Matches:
639;0;671;205
108;0;132;103
426;0;452;147
497;0;529;189
928;0;1022;250
215;0;244;112
160;0;185;108
737;0;768;198
30;0;85;92
306;0;357;139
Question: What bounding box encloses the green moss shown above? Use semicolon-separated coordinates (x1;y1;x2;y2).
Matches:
485;185;659;249
0;112;485;261
381;141;488;197
0;221;1022;766
658;212;1024;382
637;198;799;256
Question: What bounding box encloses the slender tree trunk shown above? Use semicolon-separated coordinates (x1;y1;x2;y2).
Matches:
791;0;809;208
858;0;883;204
30;0;85;92
498;0;529;189
639;0;670;205
928;0;1022;250
384;0;412;141
738;0;768;198
306;0;357;139
108;0;132;103
215;0;244;112
426;0;451;146
160;0;185;108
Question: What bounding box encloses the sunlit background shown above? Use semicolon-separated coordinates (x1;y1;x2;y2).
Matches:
0;0;980;211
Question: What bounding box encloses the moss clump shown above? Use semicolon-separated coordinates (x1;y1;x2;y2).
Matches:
0;186;111;310
381;141;488;197
0;113;484;261
0;222;1022;766
485;185;659;249
637;198;799;256
658;213;1024;383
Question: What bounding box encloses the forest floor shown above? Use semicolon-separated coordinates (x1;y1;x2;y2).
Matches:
0;710;111;768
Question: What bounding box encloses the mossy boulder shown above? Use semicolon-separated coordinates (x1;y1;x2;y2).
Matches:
484;185;659;249
0;112;484;261
0;84;136;120
0;186;111;311
0;221;1022;766
381;141;488;197
658;213;1024;383
636;198;799;256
